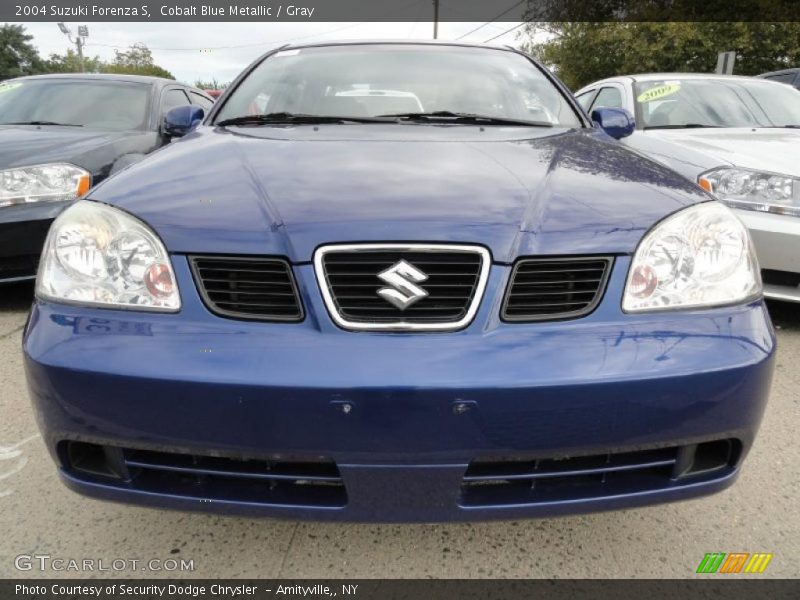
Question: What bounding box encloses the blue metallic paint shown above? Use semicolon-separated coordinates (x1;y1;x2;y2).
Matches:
87;127;706;261
163;105;205;138
24;255;775;521
591;107;636;140
22;43;774;521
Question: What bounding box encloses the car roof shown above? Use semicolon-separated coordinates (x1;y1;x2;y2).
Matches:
578;72;790;90
757;67;800;77
626;73;781;83
281;39;516;53
9;73;178;86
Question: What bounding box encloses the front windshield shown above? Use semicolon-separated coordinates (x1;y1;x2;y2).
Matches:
215;44;582;127
635;78;800;129
0;79;151;131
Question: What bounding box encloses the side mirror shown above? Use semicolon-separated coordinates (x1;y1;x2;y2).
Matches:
163;105;204;138
591;107;635;140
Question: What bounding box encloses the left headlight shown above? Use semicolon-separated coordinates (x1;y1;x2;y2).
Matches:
0;163;91;208
623;202;761;312
37;200;180;311
698;167;800;217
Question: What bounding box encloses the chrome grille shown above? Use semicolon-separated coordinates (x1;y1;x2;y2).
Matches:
502;257;612;321
190;255;303;322
315;244;490;331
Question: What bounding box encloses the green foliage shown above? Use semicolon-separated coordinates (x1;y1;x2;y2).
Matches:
101;43;175;79
43;48;104;74
522;22;800;90
0;24;43;80
1;25;176;81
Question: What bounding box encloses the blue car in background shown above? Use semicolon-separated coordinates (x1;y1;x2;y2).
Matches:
23;41;774;522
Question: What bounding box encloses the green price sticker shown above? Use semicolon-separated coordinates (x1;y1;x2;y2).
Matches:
637;83;681;103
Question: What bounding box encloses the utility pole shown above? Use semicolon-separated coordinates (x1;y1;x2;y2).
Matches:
57;23;89;72
433;0;439;39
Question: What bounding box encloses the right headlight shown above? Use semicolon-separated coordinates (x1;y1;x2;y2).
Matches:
698;167;800;217
36;200;180;311
0;163;90;208
623;202;761;312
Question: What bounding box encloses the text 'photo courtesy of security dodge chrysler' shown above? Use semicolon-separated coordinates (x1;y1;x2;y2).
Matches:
23;42;775;522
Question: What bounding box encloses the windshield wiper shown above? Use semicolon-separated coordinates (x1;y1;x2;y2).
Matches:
378;111;553;127
216;112;392;126
2;120;83;127
643;124;721;130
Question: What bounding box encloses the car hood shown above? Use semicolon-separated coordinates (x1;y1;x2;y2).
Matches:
642;128;800;177
90;125;706;262
0;125;136;174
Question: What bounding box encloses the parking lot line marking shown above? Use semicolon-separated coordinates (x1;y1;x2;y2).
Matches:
0;433;40;458
0;433;40;497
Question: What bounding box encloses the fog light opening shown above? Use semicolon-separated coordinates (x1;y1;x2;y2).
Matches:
686;439;740;477
65;441;125;480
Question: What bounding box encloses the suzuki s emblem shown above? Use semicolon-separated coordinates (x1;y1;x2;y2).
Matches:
377;260;429;310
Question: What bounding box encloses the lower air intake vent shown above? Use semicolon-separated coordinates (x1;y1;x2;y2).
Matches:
190;255;303;322
762;269;800;288
502;257;612;322
63;442;346;508
461;440;739;507
0;254;39;280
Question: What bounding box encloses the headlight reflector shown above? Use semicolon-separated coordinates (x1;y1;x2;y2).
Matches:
623;202;760;312
698;167;800;217
37;201;180;311
0;163;90;207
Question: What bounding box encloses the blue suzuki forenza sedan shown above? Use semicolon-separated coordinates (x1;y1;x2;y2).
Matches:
23;41;774;521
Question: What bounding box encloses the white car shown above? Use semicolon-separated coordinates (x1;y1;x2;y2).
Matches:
334;88;424;115
576;74;800;302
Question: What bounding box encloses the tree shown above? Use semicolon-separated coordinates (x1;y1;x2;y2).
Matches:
521;22;800;90
0;24;44;80
102;43;175;79
194;78;228;90
43;49;104;74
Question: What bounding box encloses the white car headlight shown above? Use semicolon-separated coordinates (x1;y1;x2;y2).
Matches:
698;167;800;217
623;202;761;312
37;201;180;311
0;163;91;208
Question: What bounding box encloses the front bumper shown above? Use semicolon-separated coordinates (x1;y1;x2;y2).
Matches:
23;256;776;521
735;208;800;302
0;201;72;283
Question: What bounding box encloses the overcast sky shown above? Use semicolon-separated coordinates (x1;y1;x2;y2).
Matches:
20;22;530;84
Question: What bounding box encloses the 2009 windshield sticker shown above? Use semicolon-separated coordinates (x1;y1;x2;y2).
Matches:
0;82;22;94
637;83;681;103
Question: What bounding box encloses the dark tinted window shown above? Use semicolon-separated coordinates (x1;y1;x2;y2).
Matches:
0;79;151;130
217;45;582;127
189;91;214;110
163;88;190;111
590;87;623;110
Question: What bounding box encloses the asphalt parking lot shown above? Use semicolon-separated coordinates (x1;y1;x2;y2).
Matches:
1;281;798;579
